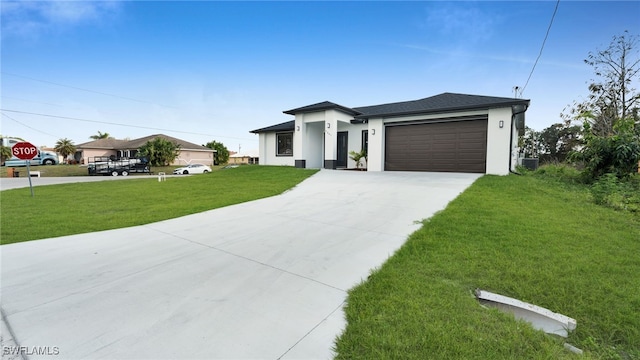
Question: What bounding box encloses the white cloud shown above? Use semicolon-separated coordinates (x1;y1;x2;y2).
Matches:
423;3;500;44
1;1;122;39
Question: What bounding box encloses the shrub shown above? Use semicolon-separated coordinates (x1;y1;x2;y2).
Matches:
591;173;640;212
530;163;583;184
571;119;640;181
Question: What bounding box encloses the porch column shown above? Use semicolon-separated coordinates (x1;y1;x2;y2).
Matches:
323;113;338;169
294;114;306;168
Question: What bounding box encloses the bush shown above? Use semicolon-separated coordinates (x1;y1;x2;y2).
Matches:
530;163;583;184
591;173;640;212
570;119;640;181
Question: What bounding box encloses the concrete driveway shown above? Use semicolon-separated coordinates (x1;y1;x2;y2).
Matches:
0;170;481;359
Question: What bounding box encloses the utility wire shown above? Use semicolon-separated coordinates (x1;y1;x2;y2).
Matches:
0;109;256;142
1;72;180;109
521;0;560;95
1;112;62;139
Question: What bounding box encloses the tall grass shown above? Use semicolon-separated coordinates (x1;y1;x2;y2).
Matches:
336;175;639;359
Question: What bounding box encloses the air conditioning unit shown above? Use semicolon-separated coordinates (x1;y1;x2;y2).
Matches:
522;158;539;171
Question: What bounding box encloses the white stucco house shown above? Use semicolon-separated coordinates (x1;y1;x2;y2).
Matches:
251;93;530;175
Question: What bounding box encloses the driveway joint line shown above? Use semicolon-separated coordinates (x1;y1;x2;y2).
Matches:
146;226;347;293
276;300;346;360
1;307;27;360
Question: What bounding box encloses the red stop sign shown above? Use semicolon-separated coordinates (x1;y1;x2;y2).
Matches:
11;142;39;160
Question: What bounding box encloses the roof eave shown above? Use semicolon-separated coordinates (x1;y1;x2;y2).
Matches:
354;100;530;119
283;104;361;116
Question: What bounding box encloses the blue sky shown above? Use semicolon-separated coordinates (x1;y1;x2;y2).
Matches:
1;1;639;153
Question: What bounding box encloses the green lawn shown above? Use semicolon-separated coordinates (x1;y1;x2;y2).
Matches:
3;167;638;358
335;175;640;360
0;166;318;244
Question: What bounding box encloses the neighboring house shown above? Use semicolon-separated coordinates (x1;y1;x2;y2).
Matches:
250;92;530;175
75;134;216;166
228;150;259;165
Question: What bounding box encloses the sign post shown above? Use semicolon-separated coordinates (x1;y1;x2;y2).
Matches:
11;142;39;197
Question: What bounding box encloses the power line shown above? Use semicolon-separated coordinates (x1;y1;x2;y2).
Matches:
520;0;560;95
1;112;62;139
0;108;256;142
1;72;180;109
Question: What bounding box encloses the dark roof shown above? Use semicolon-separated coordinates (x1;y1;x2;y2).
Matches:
250;120;295;134
283;101;361;116
353;92;530;119
253;93;530;133
77;134;213;151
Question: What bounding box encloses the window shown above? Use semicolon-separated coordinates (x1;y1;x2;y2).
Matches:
276;132;293;156
362;130;369;153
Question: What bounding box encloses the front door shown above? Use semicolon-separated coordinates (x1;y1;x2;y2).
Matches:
337;132;348;168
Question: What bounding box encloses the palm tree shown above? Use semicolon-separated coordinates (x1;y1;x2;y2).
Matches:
0;144;11;166
1;135;23;165
90;131;111;140
54;138;77;164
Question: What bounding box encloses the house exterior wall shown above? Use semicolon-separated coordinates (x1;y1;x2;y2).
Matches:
259;132;295;166
367;118;385;171
304;122;324;168
256;104;520;175
80;149;117;164
486;107;513;175
295;112;325;168
324;109;356;168
337;122;368;169
173;150;214;166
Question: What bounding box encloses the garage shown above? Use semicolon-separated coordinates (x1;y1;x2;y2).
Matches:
384;117;488;173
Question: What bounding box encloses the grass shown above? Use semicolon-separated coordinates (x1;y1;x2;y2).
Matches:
0;166;317;244
335;175;640;359
3;166;638;358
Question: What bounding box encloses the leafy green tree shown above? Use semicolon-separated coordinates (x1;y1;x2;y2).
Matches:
54;138;77;164
571;117;640;180
90;131;111;140
138;137;180;166
538;123;582;163
204;140;229;165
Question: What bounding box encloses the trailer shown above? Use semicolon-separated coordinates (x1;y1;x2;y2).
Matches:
88;156;151;176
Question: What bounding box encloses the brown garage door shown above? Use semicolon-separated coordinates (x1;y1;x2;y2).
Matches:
385;118;487;173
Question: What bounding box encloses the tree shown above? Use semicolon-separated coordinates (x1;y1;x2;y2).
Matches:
54;138;77;164
563;31;640;180
1;135;25;165
204;140;229;165
571;118;640;179
537;123;582;163
90;131;111;140
564;31;640;136
0;144;11;166
519;126;541;158
137;137;180;166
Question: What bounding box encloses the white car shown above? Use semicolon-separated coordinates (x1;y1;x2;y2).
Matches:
173;164;212;175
